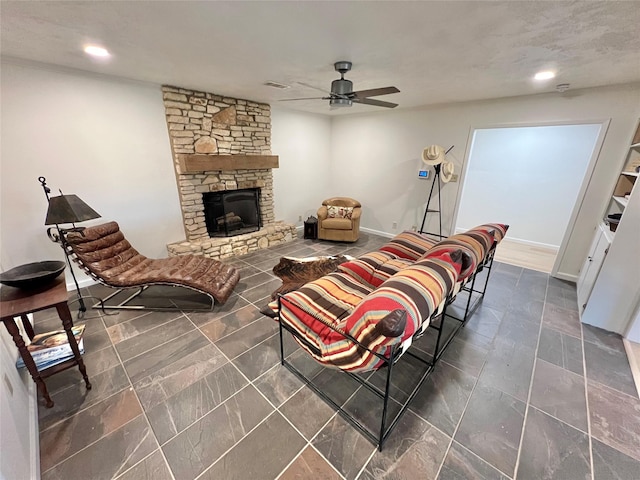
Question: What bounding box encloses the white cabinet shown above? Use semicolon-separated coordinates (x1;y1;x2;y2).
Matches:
580;119;640;335
577;224;612;314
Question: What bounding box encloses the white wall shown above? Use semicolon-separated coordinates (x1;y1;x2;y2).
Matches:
0;61;185;287
330;84;640;277
457;124;601;247
0;325;38;480
271;107;332;226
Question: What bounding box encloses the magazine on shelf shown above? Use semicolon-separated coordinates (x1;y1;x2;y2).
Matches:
16;324;86;369
17;339;86;370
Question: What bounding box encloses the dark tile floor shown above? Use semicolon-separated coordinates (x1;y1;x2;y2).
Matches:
32;233;640;479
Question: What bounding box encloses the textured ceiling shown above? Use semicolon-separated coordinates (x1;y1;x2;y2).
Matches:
2;1;640;115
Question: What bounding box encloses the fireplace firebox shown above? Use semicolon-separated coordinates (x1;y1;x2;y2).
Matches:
203;188;261;237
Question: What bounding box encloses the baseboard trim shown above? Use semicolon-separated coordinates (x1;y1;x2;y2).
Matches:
360;227;395;239
552;272;578;283
68;277;97;290
29;380;40;478
623;338;640;399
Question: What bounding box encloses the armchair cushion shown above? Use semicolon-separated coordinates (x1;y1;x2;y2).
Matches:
321;218;353;230
327;205;354;219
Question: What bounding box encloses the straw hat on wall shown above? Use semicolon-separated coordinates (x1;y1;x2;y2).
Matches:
440;161;455;183
422;145;446;165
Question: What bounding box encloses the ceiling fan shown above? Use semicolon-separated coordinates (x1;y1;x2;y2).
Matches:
281;61;400;109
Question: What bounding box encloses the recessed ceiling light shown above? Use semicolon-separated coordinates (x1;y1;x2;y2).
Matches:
534;71;556;81
84;45;110;57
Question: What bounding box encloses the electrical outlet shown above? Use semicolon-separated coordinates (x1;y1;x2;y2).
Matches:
298;215;302;222
451;174;459;182
392;222;398;229
411;225;417;232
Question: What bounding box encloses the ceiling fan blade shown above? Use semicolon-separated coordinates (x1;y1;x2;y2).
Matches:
351;86;400;98
352;97;398;108
279;96;326;101
296;82;333;95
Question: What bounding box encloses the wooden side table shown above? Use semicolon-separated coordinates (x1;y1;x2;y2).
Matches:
0;275;91;408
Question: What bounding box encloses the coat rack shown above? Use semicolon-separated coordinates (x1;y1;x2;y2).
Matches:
419;145;454;239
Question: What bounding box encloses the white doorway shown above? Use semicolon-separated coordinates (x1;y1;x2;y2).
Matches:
455;122;604;273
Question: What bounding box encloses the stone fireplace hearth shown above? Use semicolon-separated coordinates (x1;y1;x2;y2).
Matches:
161;85;296;259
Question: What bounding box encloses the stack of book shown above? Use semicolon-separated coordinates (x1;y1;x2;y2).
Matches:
17;324;86;370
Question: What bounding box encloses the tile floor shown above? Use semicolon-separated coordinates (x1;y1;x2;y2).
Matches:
32;233;640;480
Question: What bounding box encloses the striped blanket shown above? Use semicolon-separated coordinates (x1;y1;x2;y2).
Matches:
274;223;508;373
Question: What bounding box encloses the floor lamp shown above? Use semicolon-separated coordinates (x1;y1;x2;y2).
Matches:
39;176;106;316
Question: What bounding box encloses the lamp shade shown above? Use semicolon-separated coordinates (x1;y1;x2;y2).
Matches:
44;194;101;225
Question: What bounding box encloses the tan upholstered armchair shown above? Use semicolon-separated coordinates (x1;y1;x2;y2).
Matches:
317;197;362;242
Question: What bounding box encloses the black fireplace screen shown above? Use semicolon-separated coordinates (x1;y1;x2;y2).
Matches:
203;188;261;237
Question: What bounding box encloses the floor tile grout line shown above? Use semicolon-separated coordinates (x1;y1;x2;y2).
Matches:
38;312;128;433
196;304;275;346
114;319;199;364
354;448;378;480
526;404;591;436
185;311;327;480
194;309;347;480
192;409;290;480
39;409;152;477
512;274;548;479
45;300;160;473
112;449;164;480
585;375;640;401
68;305;181;480
580;321;596;480
38;382;131;435
432;354;512;479
104;308;182;337
435;266;528;480
103;317;178;480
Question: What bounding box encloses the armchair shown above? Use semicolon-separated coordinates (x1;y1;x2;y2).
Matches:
317;197;361;242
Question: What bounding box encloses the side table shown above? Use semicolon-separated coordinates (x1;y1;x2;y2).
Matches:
0;275;91;408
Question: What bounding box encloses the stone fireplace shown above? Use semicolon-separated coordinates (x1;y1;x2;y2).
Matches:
161;85;296;259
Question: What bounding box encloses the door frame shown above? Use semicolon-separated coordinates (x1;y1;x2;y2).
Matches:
450;118;611;279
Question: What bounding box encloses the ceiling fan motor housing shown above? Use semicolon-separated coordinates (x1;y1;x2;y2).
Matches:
331;78;354;107
331;78;353;95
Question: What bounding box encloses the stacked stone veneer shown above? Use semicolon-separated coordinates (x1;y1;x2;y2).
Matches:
161;85;296;259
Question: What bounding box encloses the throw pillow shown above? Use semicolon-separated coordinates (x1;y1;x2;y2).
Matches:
327;205;354;219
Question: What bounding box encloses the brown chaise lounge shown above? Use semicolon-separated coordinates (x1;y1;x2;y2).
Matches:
65;221;240;308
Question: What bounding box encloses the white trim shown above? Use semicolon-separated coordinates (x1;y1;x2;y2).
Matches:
552;119;610;276
360;226;395;238
450;119;611;279
622;338;640;399
68;277;97;290
28;380;40;479
552;272;578;282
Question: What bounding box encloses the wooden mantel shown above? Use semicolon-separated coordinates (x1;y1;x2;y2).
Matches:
178;154;279;173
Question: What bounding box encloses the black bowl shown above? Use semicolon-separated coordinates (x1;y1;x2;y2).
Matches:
0;261;66;289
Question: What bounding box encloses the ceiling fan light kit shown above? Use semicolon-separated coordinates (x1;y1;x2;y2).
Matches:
282;60;400;109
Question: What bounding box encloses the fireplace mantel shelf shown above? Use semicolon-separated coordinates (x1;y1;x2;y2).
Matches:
178;154;279;173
